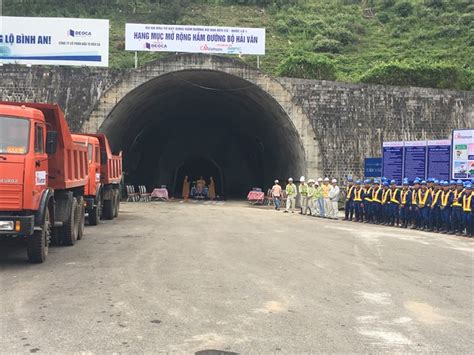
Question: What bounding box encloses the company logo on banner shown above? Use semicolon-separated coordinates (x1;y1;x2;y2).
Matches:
0;16;109;67
125;24;265;55
452;129;474;180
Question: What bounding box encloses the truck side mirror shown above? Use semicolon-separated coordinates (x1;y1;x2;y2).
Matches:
45;131;58;155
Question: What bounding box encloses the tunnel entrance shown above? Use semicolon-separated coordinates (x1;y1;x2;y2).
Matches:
99;69;306;198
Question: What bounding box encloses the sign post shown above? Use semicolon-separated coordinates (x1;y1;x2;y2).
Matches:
382;142;404;184
427;140;451;181
403;141;427;181
451;129;474;180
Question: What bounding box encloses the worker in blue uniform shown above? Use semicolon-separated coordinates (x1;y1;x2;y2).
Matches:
381;181;391;225
430;180;442;232
343;178;355;221
439;181;453;234
462;183;473;237
399;179;411;228
417;180;432;231
410;179;421;229
388;180;400;226
451;180;465;236
371;180;382;224
353;180;364;222
362;179;373;223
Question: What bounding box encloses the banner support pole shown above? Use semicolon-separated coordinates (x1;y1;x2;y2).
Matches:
134;51;138;68
257;56;260;69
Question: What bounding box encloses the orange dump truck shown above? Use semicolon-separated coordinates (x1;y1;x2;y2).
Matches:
72;133;122;225
0;102;87;263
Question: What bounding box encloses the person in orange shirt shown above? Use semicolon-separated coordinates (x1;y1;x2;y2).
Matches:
271;179;282;211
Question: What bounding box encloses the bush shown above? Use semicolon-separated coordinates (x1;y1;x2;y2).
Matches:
359;61;473;90
378;12;390;23
276;52;338;80
313;35;342;53
394;1;413;17
327;28;357;45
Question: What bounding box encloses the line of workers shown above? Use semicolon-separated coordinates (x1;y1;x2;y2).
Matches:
343;178;473;237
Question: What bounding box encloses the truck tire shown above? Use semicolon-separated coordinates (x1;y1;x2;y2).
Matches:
27;208;50;263
103;199;114;220
62;197;79;246
77;196;85;240
114;190;120;218
89;199;100;226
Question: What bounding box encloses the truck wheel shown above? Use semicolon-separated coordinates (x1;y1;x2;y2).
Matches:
62;197;79;246
77;197;85;240
103;199;114;220
89;200;100;226
27;208;50;263
114;190;120;218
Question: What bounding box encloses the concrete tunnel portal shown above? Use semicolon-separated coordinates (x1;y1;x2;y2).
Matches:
99;70;306;198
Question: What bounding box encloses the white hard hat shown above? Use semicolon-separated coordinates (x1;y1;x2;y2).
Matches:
323;177;329;182
332;178;338;183
288;177;293;182
315;181;320;186
308;179;314;183
300;176;305;182
317;177;323;182
274;179;279;183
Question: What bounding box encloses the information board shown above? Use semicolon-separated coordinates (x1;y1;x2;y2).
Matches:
125;23;265;55
403;141;427;180
382;142;404;184
364;158;382;178
427;140;451;181
452;129;474;180
0;16;109;66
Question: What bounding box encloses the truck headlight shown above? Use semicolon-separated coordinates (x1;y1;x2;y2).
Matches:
0;221;14;231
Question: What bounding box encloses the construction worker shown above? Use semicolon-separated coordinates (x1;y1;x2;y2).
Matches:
271;179;282;211
343;178;355;221
312;180;322;217
462;183;473;237
284;178;297;213
388;180;400;226
417;181;432;231
410;179;421;229
430;180;442;232
451;180;465;235
353;180;364;222
399;179;411;228
427;178;435;192
299;176;308;215
371;180;383;224
381;181;391;225
322;177;331;218
363;179;373;223
329;179;340;219
439;181;453;234
305;179;315;215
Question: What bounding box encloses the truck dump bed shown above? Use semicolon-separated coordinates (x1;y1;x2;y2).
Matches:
84;133;122;185
0;102;88;190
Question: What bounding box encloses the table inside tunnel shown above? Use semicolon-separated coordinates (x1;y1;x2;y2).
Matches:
247;191;265;204
151;188;169;201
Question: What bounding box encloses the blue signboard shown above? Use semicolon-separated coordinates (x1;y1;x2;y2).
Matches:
382;142;404;184
403;141;427;180
364;158;382;178
427;140;451;181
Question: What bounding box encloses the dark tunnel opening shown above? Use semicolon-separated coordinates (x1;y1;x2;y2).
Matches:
99;70;305;198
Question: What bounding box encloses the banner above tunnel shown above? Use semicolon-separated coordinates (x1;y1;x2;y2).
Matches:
0;16;109;67
125;23;265;55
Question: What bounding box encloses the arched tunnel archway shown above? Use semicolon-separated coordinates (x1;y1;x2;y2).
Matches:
99;70;306;198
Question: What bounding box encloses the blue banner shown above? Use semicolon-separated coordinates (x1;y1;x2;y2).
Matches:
403;141;427;181
427;140;451;181
382;142;404;184
364;158;382;178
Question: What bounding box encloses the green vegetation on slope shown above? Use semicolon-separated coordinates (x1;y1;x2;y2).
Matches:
3;0;473;90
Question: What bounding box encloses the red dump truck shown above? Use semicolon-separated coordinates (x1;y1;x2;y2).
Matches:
71;133;122;225
0;102;88;263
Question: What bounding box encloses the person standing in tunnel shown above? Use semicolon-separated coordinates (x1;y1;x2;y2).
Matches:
329;179;340;219
322;177;331;218
299;176;309;215
182;175;190;200
208;176;216;200
284;178;297;213
271;180;282;211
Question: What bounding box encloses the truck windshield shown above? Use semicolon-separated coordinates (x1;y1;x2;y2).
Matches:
0;116;30;154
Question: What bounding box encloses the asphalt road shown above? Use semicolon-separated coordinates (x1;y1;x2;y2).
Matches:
0;201;473;353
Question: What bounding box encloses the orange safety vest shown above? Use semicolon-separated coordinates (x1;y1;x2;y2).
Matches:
390;188;400;204
346;185;355;201
452;190;463;207
382;189;391;204
417;189;430;207
462;192;473;212
432;190;442;206
354;188;363;202
401;190;409;205
441;190;451;207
